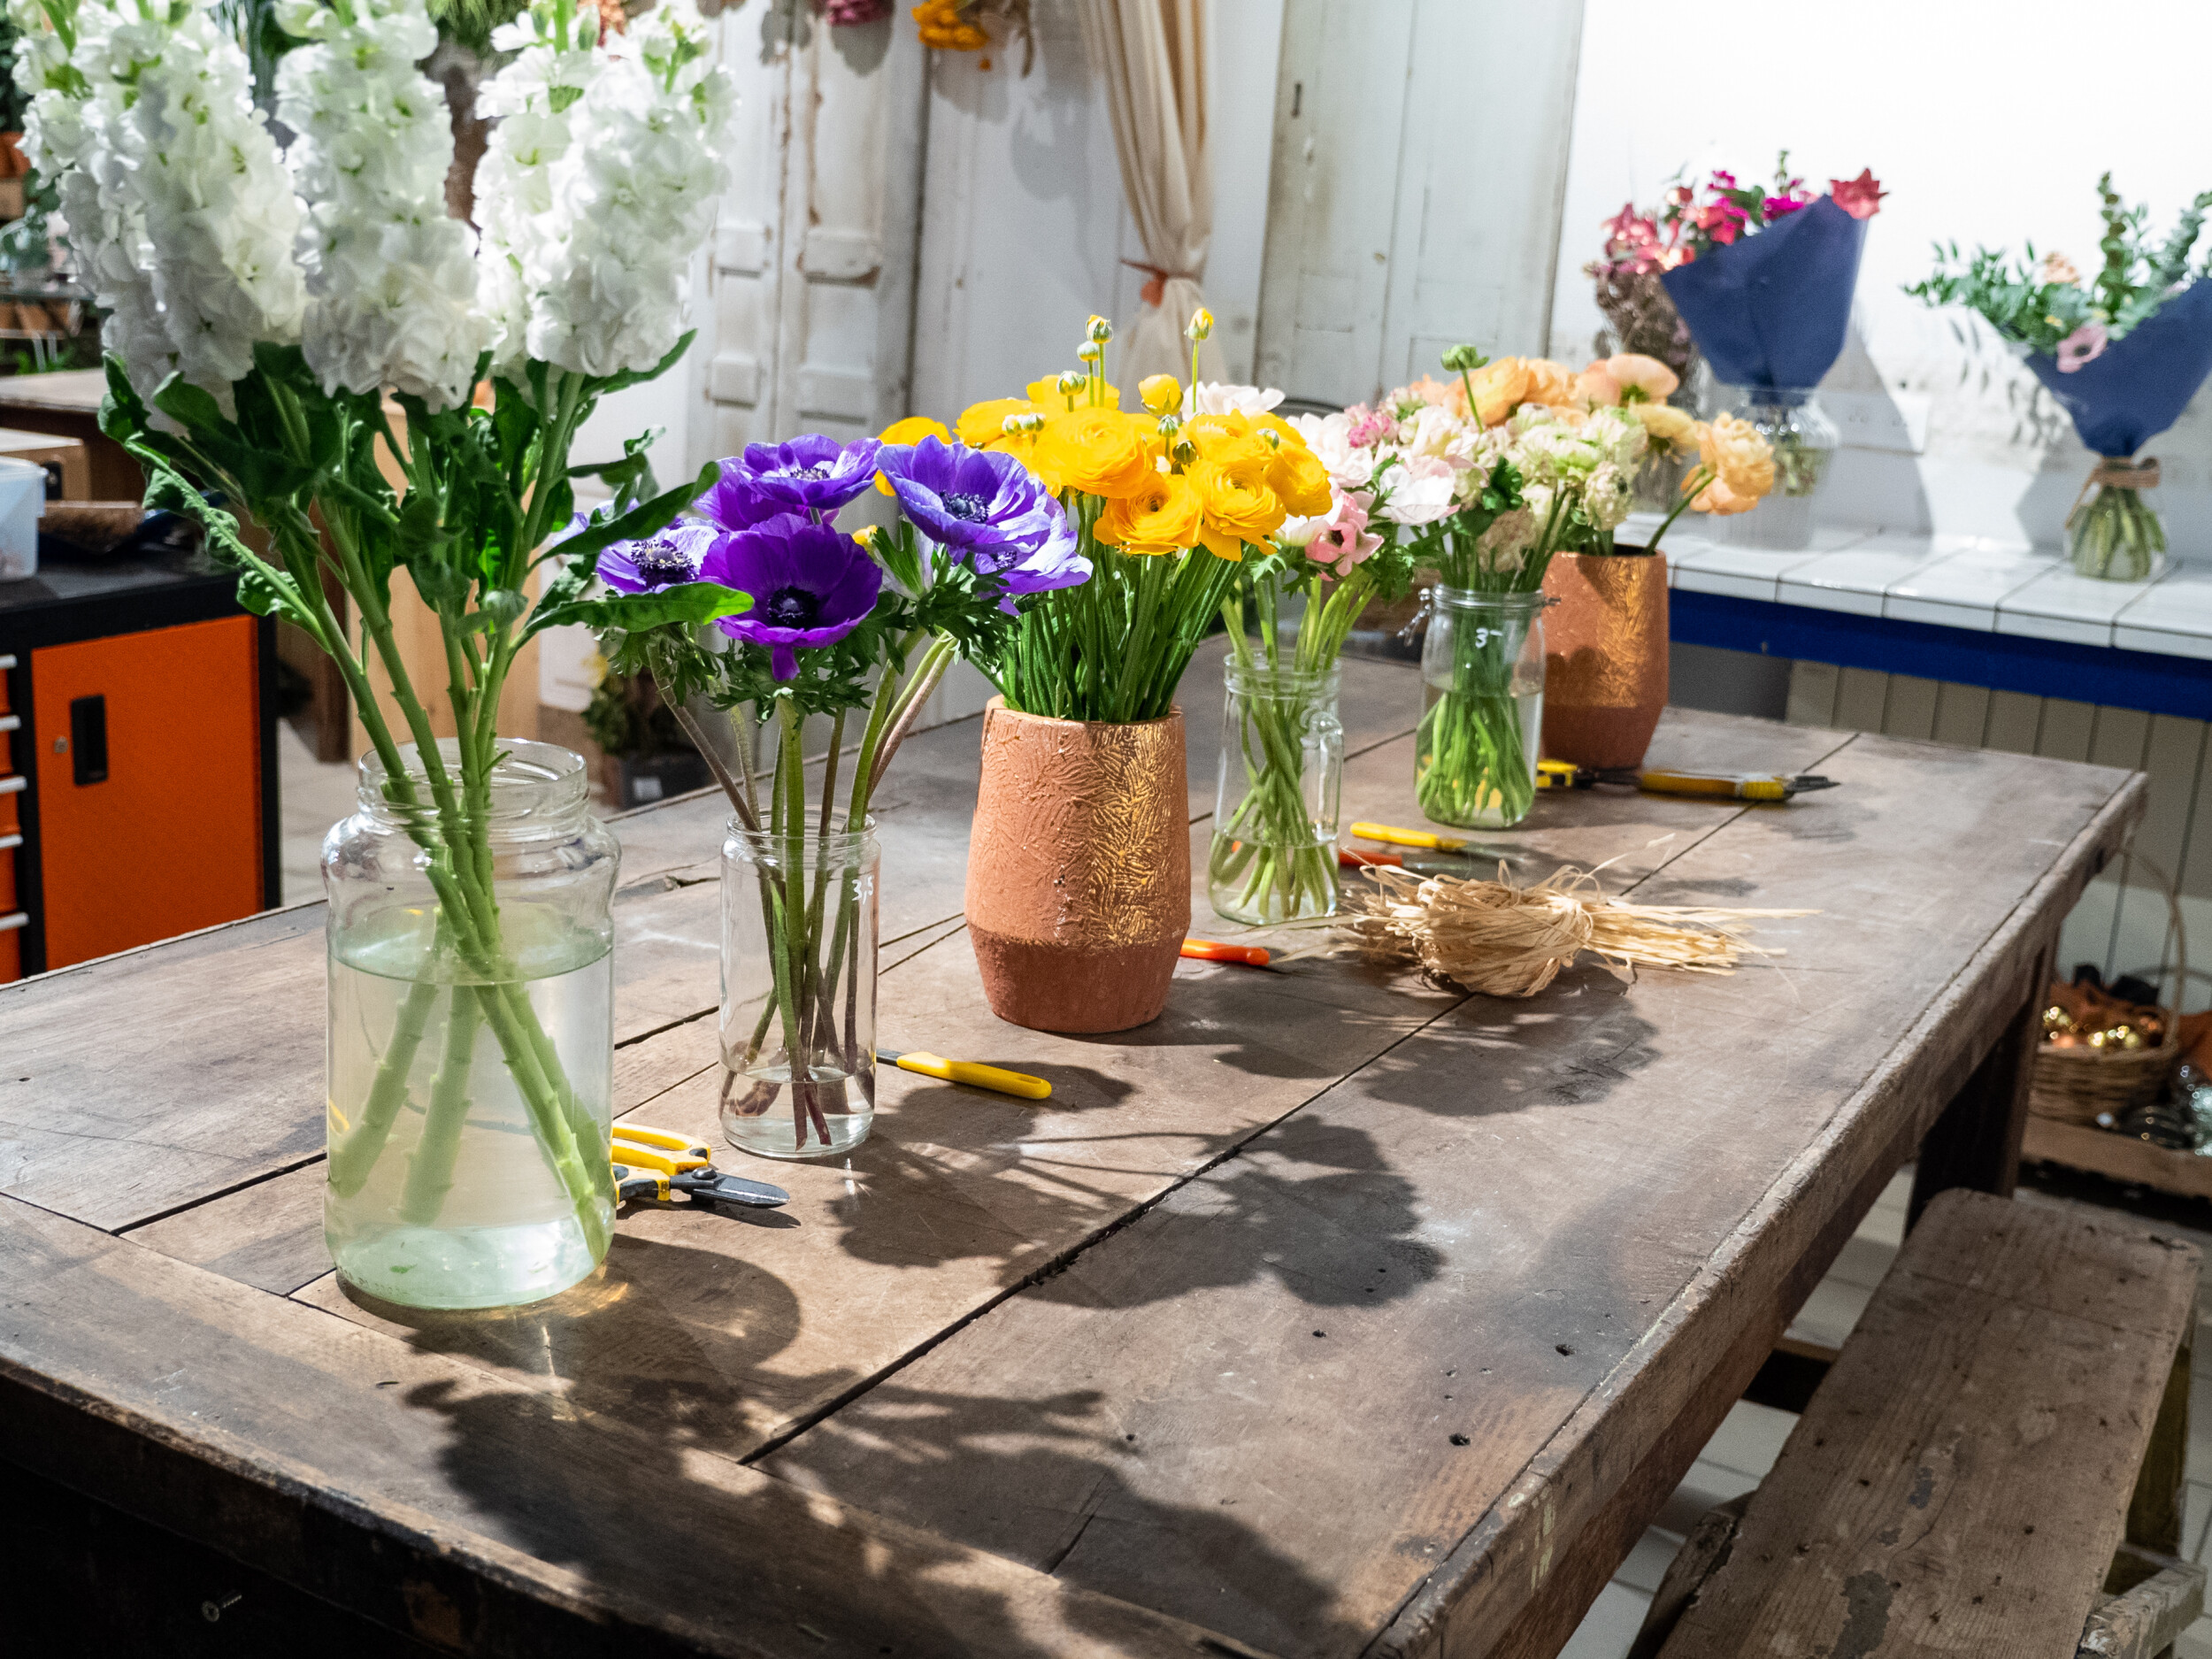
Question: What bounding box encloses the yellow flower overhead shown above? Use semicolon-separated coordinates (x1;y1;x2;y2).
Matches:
1187;454;1284;560
874;415;953;494
1179;410;1271;469
1466;357;1532;426
956;397;1041;448
1026;375;1120;413
1095;471;1203;555
1034;407;1156;499
1140;373;1182;416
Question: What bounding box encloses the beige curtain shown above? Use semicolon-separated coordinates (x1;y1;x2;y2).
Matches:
1078;0;1227;392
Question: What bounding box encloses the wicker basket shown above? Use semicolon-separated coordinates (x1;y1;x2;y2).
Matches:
2028;860;2185;1126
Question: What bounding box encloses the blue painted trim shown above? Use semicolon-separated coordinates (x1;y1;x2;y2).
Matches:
1670;588;2212;721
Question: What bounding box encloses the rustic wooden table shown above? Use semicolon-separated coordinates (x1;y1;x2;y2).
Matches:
0;643;2144;1659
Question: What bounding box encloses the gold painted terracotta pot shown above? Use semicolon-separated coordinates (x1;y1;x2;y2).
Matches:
1540;549;1669;771
965;699;1189;1034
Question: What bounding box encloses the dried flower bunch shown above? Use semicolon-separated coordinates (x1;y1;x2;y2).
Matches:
1334;863;1811;1000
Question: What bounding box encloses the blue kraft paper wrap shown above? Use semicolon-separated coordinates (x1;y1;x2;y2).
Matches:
2024;280;2212;457
1661;196;1868;388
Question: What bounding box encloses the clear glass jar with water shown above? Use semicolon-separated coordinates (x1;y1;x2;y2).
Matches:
323;740;618;1310
1416;587;1548;829
720;821;879;1159
1209;662;1342;926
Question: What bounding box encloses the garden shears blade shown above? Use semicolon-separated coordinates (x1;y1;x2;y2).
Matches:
611;1123;790;1214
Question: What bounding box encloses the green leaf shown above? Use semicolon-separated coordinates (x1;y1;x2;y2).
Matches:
141;466;321;640
150;373;235;442
585;332;697;399
536;460;717;575
460;588;529;634
534;580;753;636
97;355;148;444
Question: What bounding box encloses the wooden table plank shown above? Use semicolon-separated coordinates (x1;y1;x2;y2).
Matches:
755;734;2139;1658
0;1194;1280;1659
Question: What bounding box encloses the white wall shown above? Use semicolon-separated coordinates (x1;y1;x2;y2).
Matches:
1549;0;2212;553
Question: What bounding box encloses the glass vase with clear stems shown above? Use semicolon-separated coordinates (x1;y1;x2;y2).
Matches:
720;819;879;1157
2069;459;2164;580
1210;661;1342;925
324;741;619;1309
1717;386;1837;549
1416;588;1550;829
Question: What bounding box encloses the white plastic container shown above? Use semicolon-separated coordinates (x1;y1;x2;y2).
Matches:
0;456;46;580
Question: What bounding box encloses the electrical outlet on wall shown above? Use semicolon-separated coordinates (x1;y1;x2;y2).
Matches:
1822;390;1931;455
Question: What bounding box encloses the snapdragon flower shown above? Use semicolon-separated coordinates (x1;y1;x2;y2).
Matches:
275;0;493;411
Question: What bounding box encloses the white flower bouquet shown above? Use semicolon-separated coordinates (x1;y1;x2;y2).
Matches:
11;0;745;1300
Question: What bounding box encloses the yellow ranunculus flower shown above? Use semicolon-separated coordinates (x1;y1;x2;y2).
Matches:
873;415;953;494
957;397;1041;448
1034;407;1156;499
1633;403;1694;449
1095;472;1202;555
1187;455;1283;561
1267;442;1333;517
1140;373;1182;416
1467;357;1532;426
1179;410;1271;470
1025;375;1120;412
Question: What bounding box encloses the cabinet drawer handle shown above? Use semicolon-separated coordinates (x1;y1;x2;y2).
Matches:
0;832;19;851
0;911;24;933
0;775;21;795
0;714;17;733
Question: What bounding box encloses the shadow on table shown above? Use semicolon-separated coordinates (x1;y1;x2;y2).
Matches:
767;1379;1369;1658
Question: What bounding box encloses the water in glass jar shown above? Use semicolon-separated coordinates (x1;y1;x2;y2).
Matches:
325;903;613;1309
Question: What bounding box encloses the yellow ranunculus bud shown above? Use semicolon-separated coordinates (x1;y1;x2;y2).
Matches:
1186;307;1214;341
1095;472;1202;555
873;415;953;494
1025;374;1118;411
957;397;1041;448
1187;454;1283;560
1267;442;1333;518
1076;340;1102;365
1140;373;1182;416
1087;314;1114;344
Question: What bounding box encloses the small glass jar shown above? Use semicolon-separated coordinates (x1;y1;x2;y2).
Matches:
721;820;879;1159
1209;661;1343;926
1416;588;1548;829
2069;463;2165;580
1717;386;1838;550
323;740;619;1310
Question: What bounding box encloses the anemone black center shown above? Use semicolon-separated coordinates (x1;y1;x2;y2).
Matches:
764;586;822;628
790;464;831;480
632;541;697;584
941;490;991;522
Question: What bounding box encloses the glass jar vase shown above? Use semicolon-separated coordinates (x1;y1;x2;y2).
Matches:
323;740;619;1310
1718;386;1838;550
1208;661;1343;926
2069;460;2165;580
721;821;879;1159
1416;588;1548;829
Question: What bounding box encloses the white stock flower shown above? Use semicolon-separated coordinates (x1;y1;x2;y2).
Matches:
1187;381;1285;418
478;0;738;382
277;0;493;411
12;0;304;407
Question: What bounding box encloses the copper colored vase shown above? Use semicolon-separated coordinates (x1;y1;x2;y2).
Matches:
1540;549;1670;771
965;699;1189;1034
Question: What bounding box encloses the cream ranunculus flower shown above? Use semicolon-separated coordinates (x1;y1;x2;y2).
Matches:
1633;402;1695;451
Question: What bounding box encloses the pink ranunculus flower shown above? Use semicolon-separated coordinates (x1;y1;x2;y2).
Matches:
1343;403;1395;449
1829;169;1886;220
2056;321;2109;373
1310;488;1381;577
1604;352;1680;404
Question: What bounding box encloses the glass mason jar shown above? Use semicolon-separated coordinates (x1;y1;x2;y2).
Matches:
1209;661;1343;926
2069;462;2164;580
323;740;619;1310
720;821;879;1159
1718;386;1838;550
1416;588;1548;829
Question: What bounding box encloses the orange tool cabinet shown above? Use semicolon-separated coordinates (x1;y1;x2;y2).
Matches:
0;558;275;980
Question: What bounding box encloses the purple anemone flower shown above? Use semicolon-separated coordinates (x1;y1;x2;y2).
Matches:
595;521;726;594
701;513;882;680
695;460;789;534
721;434;883;518
875;435;1090;608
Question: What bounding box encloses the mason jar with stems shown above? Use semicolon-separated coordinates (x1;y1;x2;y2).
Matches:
1416;588;1549;829
322;740;619;1310
1208;661;1343;926
1718;386;1838;550
720;819;879;1159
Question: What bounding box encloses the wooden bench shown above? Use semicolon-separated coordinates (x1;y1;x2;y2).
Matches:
1631;1189;2202;1658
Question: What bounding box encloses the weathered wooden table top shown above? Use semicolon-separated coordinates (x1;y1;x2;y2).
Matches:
0;641;2144;1659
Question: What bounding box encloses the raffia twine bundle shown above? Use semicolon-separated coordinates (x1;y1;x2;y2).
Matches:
1334;863;1813;997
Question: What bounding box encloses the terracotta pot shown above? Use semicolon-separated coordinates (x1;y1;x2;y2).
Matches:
965;698;1189;1034
1540;549;1669;770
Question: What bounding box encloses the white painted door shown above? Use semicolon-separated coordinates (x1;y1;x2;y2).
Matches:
1253;0;1585;406
692;6;929;472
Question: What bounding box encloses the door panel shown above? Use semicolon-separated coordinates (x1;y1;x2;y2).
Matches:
32;616;262;968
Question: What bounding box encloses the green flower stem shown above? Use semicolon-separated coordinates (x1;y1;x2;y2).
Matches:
326;976;440;1199
2070;482;2165;580
397;983;484;1225
1417;689;1533;826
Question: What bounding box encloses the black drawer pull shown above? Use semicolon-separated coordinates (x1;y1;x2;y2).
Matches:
70;694;106;786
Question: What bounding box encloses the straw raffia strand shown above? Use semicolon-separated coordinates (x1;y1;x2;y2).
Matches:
1334;863;1815;998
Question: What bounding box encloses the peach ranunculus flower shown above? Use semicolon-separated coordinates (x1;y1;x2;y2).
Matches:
1521;358;1579;408
1467;357;1533;426
1605;353;1680;404
1685;413;1777;516
1577;362;1624;407
1400;374;1455;409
